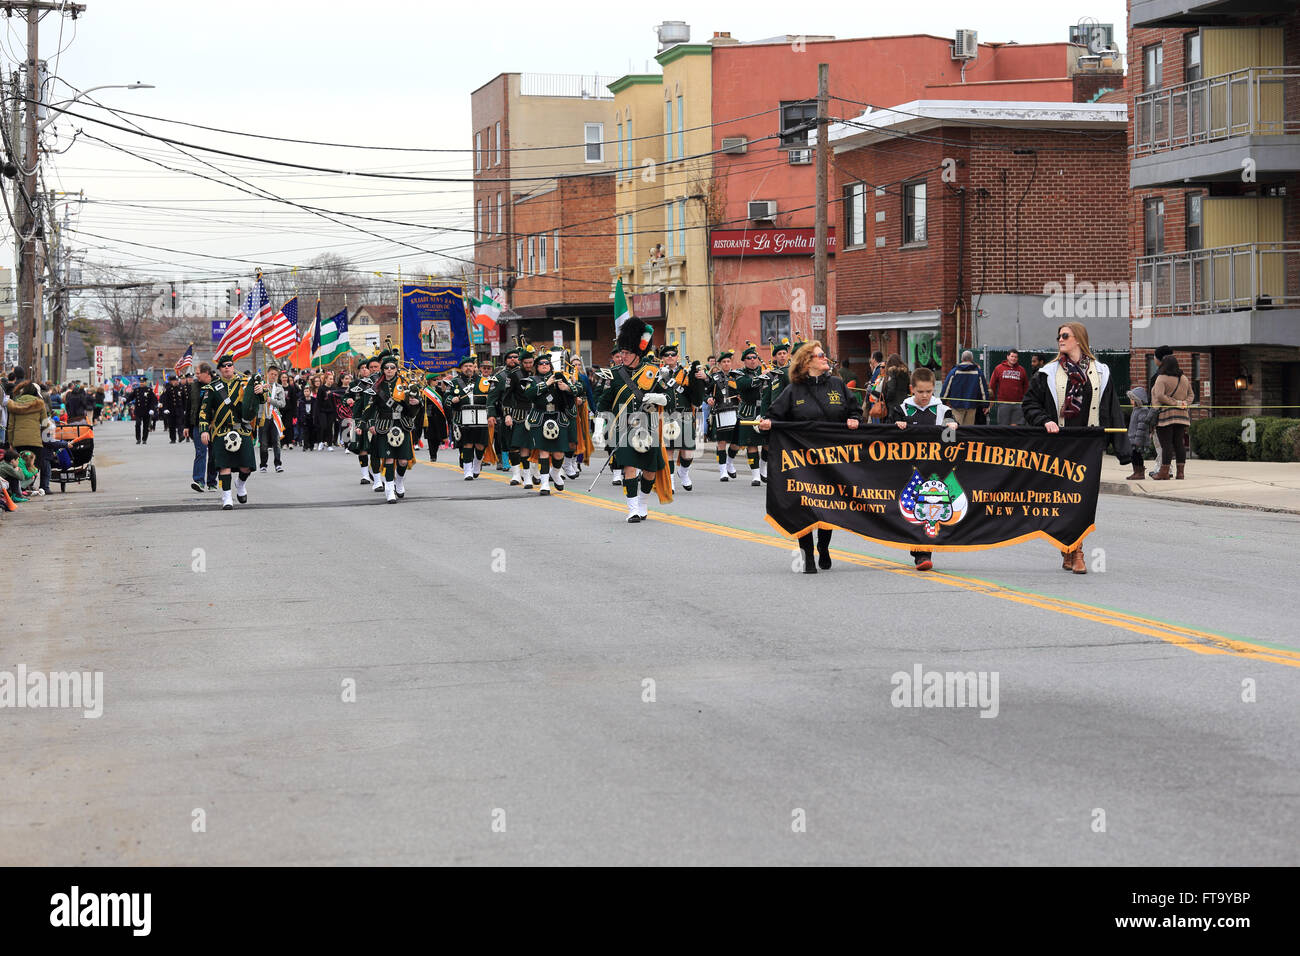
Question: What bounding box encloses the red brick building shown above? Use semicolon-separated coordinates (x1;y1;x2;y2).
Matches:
830;101;1130;385
709;33;1103;369
510;172;618;363
1128;0;1299;418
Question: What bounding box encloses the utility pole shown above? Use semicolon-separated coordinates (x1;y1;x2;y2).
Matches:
813;63;829;354
4;1;86;378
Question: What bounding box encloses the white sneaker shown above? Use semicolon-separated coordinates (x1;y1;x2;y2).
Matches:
326;445;334;452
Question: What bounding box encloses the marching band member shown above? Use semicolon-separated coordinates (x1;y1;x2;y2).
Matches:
350;354;383;490
367;352;422;503
733;343;766;486
487;346;522;482
658;342;708;491
598;321;670;523
524;352;574;495
448;355;490;480
562;356;593;480
706;349;739;481
757;338;793;484
197;352;266;511
502;345;540;488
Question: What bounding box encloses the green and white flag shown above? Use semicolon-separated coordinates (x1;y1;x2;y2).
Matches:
313;307;350;366
613;277;631;334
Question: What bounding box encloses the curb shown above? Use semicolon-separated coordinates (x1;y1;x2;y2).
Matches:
1099;482;1300;516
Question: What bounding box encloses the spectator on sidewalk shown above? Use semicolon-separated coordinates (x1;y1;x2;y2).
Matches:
6;381;51;495
1146;344;1173;477
63;381;92;422
940;350;990;426
184;363;218;492
1151;354;1194;480
1124;386;1157;480
989;350;1028;425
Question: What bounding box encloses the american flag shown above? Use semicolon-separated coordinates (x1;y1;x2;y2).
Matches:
244;276;275;345
261;296;299;358
213;279;264;361
899;468;925;522
174;344;194;374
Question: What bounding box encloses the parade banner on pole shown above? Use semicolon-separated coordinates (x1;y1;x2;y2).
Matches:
766;423;1107;552
399;285;471;374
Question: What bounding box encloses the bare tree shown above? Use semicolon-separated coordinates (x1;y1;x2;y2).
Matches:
83;263;167;362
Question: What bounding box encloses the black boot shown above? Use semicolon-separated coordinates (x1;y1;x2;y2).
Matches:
816;528;832;569
799;533;817;574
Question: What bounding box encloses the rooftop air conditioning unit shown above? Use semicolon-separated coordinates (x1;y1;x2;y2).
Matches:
953;29;978;60
721;136;748;155
748;200;777;220
788;148;812;165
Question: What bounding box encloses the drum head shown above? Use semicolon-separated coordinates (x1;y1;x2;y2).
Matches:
716;409;737;428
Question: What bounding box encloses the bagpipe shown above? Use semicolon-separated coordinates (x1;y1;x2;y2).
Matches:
212;371;263;452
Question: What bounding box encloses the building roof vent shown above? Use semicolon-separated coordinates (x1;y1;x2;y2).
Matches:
656;21;690;52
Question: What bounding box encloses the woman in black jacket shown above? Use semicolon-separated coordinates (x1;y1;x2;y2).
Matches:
1022;321;1130;575
759;341;862;574
314;371;337;450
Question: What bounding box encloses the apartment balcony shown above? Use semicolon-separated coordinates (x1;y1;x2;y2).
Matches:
642;255;686;292
609;264;635;290
519;73;619;99
1134;242;1300;347
1132;0;1297;29
1132;67;1300;188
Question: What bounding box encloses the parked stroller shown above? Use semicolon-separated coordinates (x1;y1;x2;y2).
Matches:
50;419;97;492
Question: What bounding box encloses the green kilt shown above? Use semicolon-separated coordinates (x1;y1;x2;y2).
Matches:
211;430;256;471
509;418;534;449
529;412;569;454
371;424;414;460
735;401;762;446
664;409;697;451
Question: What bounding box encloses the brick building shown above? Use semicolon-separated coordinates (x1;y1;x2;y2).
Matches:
830;102;1130;386
1128;0;1299;418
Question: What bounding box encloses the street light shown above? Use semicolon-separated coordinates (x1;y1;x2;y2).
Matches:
39;82;154;135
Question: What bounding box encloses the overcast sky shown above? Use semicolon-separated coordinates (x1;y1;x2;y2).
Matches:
5;0;1128;299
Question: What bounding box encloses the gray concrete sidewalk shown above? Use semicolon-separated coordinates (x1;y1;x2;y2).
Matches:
1100;458;1300;514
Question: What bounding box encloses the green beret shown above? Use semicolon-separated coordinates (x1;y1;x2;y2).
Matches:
717;349;734;361
741;344;759;360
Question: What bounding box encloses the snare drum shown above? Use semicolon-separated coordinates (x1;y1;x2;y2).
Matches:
714;406;739;429
459;406;489;427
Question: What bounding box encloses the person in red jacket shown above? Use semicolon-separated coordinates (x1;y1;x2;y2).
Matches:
989;349;1028;425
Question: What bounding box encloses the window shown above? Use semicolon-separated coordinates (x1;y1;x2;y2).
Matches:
903;180;927;244
676;95;684;160
475;132;482;171
1185;192;1202;251
497;193;503;237
516;237;524;273
538;233;547;274
528;235;535;274
554;229;560;271
1144;198;1165;256
843;182;865;246
625;215;633;265
1192;354;1201;383
666;203;675;257
780;100;817;147
626;117;632;169
476;200;483;238
616;122;624;177
1143;44;1163;91
495;121;502;165
761;310;791;344
1185;33;1201;83
486;199;492;235
618;216;625;267
487;126;494;167
677;199;687;256
497;268;503;289
665;100;674;161
584;123;604;163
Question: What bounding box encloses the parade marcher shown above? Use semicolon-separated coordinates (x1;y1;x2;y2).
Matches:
487;346;521;478
421;371;450;462
706;349;740;481
198;353;266;511
448;355;491;480
162;375;185;442
756;338;793;484
500;345;540;487
562;356;594;480
314;370;337;451
258;366;286;473
598;321;671;523
759;340;861;573
886;366;959;573
523;351;574;495
184;362;217;493
731;344;766;486
131;378;157;444
658;341;708;491
1022;321;1130;574
346;359;378;486
367;352;422;503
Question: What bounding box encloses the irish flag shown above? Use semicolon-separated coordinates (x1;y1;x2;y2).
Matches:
613;276;631;334
472;288;500;332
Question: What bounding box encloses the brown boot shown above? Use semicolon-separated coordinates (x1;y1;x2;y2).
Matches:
1062;550;1073;571
1152;465;1171;480
1175;463;1185;480
1126;467;1145;480
1070;549;1088;574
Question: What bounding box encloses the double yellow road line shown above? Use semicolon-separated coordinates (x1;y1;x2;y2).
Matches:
422;460;1300;670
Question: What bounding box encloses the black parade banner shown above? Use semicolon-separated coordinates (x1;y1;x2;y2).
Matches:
765;423;1107;552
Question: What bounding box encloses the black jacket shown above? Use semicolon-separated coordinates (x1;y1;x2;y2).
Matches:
768;374;862;422
130;385;157;419
1022;358;1130;462
64;387;91;420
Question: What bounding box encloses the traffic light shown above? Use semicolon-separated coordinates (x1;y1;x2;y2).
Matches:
169;283;177;315
228;285;242;309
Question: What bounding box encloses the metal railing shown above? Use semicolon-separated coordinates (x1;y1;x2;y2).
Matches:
1133;66;1299;156
519;73;619;99
1138;242;1300;315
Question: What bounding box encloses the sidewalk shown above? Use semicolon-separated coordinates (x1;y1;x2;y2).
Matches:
1100;458;1300;515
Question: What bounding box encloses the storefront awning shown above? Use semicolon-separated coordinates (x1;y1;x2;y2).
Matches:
836;310;941;332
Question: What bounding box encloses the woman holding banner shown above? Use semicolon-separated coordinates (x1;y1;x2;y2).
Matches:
759;341;861;574
1022;321;1129;575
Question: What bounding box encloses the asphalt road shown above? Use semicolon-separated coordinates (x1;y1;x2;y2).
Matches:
3;420;1298;865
